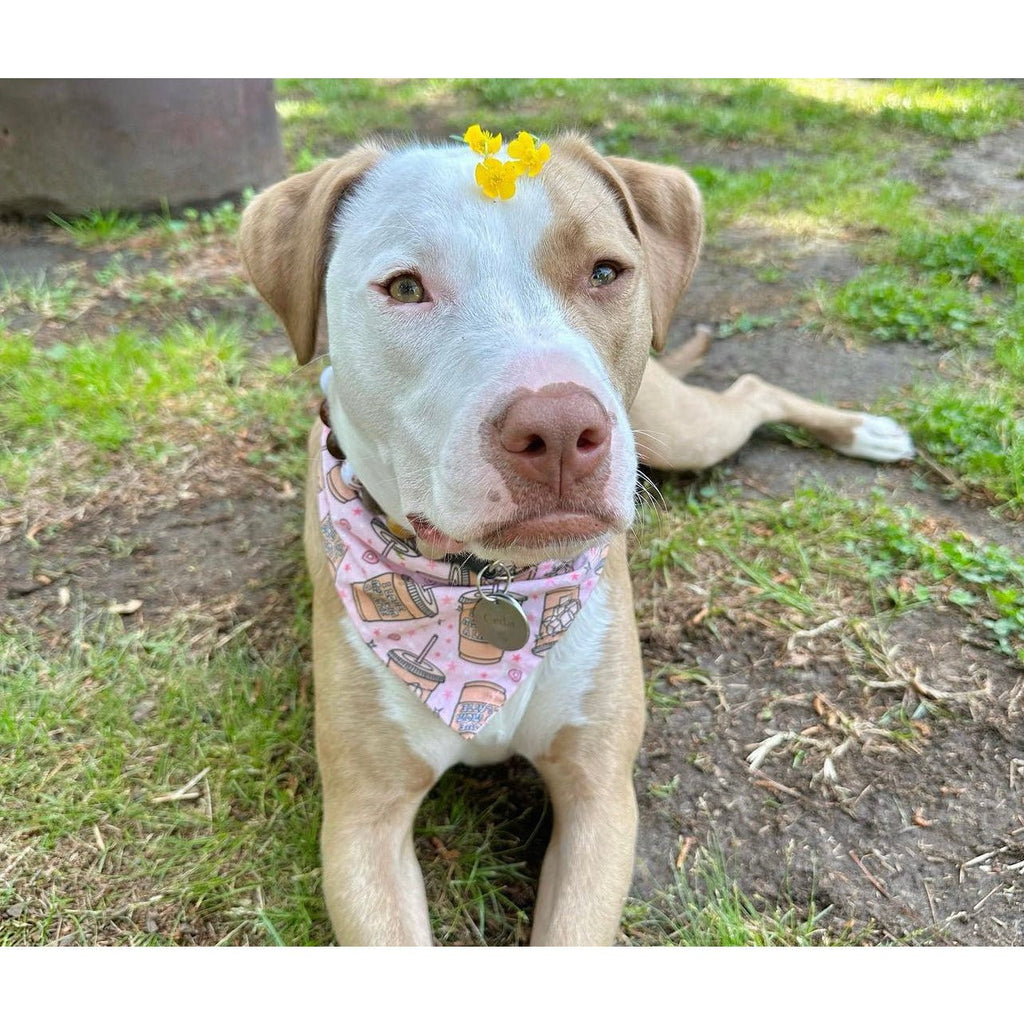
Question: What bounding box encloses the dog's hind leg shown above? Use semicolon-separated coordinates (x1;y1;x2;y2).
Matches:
630;354;915;472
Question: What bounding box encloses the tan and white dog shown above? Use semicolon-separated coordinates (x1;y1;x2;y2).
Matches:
239;134;913;946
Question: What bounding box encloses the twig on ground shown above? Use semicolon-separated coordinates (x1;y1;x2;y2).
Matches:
849;850;892;898
973;884;1003;912
787;617;844;651
151;767;211;804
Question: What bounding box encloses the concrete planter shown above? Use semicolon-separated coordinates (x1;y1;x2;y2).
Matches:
0;79;286;217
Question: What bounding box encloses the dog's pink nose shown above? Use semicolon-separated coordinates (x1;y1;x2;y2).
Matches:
495;384;611;496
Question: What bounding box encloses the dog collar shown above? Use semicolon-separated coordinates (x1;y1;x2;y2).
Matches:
316;425;609;739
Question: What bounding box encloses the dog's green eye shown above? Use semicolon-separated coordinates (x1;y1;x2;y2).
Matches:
387;275;426;303
590;263;618;288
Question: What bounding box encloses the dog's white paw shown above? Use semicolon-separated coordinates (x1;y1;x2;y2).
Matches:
831;414;915;463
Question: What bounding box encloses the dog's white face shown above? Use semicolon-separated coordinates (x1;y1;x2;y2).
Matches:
321;143;653;565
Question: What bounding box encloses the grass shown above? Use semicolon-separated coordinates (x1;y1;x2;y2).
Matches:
807;207;1024;509
900;333;1024;514
49;209;143;246
45;192;255;252
0;613;325;946
635;476;1024;664
1;269;84;322
3;77;1023;946
816;267;992;344
622;847;863;946
0;323;313;508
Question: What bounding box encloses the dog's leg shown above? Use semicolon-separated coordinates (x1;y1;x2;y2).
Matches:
306;422;439;945
318;772;434;945
530;744;640;945
313;611;438;946
630;351;914;471
529;545;646;946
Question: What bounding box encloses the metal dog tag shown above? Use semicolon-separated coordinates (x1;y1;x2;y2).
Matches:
473;593;530;651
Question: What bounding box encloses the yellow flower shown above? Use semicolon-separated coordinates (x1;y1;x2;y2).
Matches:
475;157;519;201
507;131;551;177
463;124;502;156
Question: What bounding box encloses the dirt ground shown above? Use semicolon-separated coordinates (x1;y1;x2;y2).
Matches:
3;125;1023;945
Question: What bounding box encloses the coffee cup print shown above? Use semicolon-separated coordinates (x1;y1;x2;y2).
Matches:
352;572;438;622
457;592;527;664
320;515;348;572
447;562;480;587
531;585;582;654
386;635;445;700
326;462;358;504
361;517;419;565
450;681;506;738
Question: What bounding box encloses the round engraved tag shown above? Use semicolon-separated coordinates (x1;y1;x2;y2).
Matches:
472;593;530;651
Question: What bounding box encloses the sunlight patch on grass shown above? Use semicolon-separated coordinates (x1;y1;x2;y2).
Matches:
0;322;315;508
783;79;1024;140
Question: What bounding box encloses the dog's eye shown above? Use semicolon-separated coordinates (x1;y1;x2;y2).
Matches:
387;275;426;303
590;262;619;288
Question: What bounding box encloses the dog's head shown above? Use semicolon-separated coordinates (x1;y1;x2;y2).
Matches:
240;135;702;565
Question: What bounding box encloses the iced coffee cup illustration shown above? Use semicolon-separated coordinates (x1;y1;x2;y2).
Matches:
320;515;348;571
352;572;437;622
360;517;419;565
386;635;445;700
457;592;527;664
450;681;506;737
447;562;480;587
531;585;582;654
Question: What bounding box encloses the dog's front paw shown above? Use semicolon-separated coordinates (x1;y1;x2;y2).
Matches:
831;414;915;463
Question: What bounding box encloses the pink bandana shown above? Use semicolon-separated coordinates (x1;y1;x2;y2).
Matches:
316;428;608;739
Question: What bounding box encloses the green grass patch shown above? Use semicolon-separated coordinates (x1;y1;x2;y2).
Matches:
46;194;254;252
898;328;1024;514
49;209;143;246
622;847;859;945
636;477;1024;662
0;616;326;946
784;79;1024;142
0;322;313;503
417;767;543;945
0;270;85;322
694;156;927;238
897;215;1024;286
816;266;992;344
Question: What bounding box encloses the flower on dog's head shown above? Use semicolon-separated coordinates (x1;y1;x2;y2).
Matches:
475;157;519;201
462;124;550;201
507;131;551;177
463;124;502;156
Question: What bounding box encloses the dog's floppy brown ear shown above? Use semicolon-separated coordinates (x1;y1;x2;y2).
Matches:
239;145;382;364
604;155;704;352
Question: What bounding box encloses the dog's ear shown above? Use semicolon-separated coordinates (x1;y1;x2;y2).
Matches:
558;138;703;353
604;155;704;352
239;146;382;364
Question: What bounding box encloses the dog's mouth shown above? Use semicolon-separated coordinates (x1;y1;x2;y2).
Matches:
406;509;617;560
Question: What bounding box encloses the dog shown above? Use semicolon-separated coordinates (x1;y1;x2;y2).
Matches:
238;132;913;946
